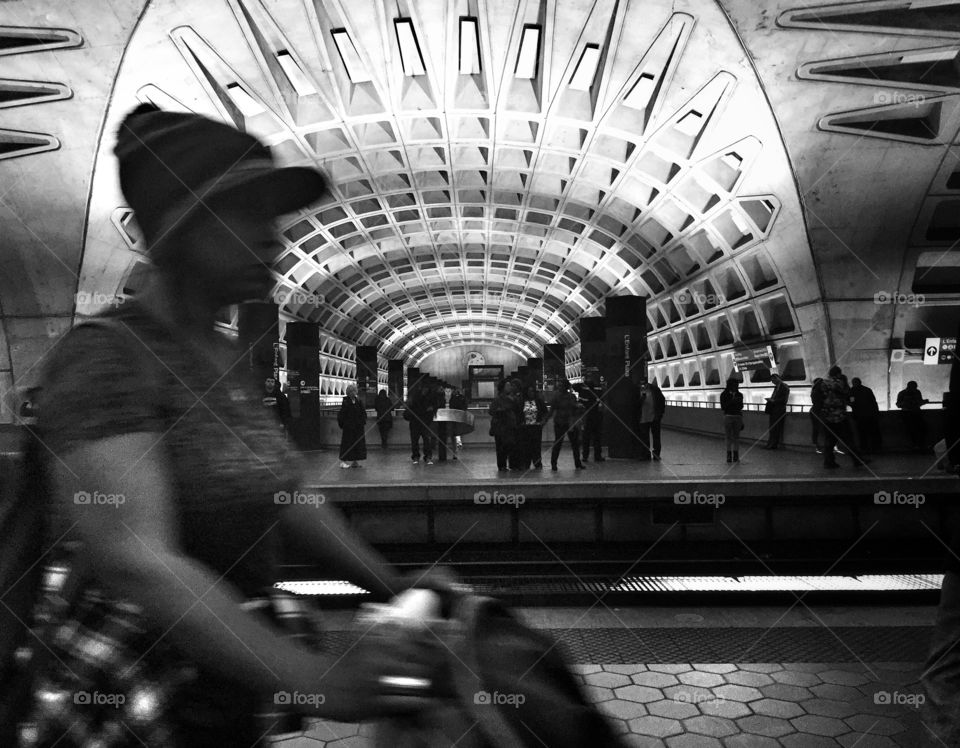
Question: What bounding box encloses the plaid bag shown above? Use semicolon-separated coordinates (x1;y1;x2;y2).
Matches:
16;546;325;748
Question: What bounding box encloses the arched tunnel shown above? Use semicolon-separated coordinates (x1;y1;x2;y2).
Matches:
2;1;960;746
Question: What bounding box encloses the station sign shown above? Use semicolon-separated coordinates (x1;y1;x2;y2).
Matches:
924;337;958;365
733;345;775;373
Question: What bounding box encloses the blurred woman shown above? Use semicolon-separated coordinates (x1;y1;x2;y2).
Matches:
720;377;744;463
23;105;434;746
338;384;367;468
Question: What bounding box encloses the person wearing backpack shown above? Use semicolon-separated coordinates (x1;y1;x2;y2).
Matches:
720;377;744;463
820;366;867;469
11;104;440;747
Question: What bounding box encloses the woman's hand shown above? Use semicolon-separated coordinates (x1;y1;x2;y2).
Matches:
311;622;445;722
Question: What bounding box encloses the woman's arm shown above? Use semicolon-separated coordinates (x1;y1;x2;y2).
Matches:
53;433;425;720
280;498;404;602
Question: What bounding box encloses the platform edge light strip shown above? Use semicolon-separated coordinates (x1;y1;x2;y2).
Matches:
276;574;944;596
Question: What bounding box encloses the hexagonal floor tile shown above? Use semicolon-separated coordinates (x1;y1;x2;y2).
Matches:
323;738;368;748
759;683;814;701
649;664;692;674
740;663;785;674
692;663;738;674
678;670;725;688
627;715;684;738
736;714;797;738
665;735;722;748
791;714;852;738
772;669;822;687
585;671;633;689
305;721;362;741
811;684;868;702
572;664;602;674
725;735;781;748
620;735;667;748
599;699;649;721
819;669;873;687
803;698;859;719
751;698;806;719
604;664;649;675
780;734;843;747
837;732;902;747
617;685;668;704
663;685;714;704
844;714;908;736
633;671;681;688
714;684;764;703
681;714;739;738
699;698;752;720
583;685;616;703
726;670;775;688
647;699;700;720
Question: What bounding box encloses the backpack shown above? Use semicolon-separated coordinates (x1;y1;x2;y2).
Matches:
820;378;849;422
0;317;149;741
375;588;626;748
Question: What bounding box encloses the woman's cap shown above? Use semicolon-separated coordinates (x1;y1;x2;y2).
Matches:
115;103;329;256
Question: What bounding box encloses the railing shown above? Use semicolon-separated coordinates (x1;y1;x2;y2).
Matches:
666;399;944;412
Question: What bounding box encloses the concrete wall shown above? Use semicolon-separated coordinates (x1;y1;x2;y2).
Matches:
417;344;525;385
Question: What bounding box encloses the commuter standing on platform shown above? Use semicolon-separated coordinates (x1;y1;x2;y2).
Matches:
520;384;548;470
810;377;825;453
437;385;456;462
262;376;291;434
850;377;881;455
549;380;585;471
337;384;367;469
820;366;866;469
579;380;605;463
648;380;666;461
636;382;655;462
450;386;467;454
374;388;394;448
19;104;436;746
720;377;744;463
406;381;436;464
489;379;520;471
763;373;790;449
896;380;931;453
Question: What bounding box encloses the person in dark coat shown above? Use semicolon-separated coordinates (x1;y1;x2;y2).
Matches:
849;377;880;454
488;379;520;471
374;389;394;448
262;376;291;434
338;384;367;468
578;380;605;463
548;380;585;471
519;384;549;469
406;382;436;464
763;373;790;449
897;380;931;453
647;380;666;461
720;377;744;463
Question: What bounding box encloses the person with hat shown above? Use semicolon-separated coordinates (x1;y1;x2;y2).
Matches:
23;105;438;745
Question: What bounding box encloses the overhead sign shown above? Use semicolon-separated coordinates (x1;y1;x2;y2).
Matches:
926;337;958;365
733;345;775;373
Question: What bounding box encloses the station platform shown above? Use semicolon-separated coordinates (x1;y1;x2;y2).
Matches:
273;604;937;747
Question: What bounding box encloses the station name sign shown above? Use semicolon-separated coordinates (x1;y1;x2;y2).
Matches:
733;345;775;373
